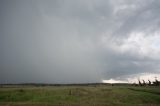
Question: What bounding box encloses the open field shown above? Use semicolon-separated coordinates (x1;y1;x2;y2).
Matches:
0;85;160;106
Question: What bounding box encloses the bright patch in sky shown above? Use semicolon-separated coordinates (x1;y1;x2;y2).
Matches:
102;79;128;84
102;73;160;84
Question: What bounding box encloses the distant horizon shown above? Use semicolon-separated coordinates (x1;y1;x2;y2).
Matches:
0;82;130;85
1;73;159;84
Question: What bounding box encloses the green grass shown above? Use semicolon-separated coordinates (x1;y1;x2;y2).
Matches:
0;85;160;106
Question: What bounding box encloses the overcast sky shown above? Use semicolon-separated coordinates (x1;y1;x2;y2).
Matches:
1;0;160;84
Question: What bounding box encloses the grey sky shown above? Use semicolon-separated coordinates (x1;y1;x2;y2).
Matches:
1;0;160;83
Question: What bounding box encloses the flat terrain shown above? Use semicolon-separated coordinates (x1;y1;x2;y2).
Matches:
0;85;160;106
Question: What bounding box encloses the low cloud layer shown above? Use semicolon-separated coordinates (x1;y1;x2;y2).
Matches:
1;0;160;83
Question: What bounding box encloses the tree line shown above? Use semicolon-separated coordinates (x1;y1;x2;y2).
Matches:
135;77;160;86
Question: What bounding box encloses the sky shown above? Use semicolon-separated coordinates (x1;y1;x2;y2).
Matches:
1;0;160;84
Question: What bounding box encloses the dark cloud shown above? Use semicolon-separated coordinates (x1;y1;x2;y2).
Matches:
113;0;160;38
1;0;160;83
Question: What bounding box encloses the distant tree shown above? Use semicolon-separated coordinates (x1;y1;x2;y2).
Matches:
153;77;160;86
142;80;146;86
138;79;142;86
148;80;151;86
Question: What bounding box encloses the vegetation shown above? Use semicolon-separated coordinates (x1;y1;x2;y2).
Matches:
137;77;160;86
0;85;160;106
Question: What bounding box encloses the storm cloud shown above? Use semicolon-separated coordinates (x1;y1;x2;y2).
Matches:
1;0;160;83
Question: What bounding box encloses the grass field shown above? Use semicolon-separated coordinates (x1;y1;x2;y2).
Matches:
0;85;160;106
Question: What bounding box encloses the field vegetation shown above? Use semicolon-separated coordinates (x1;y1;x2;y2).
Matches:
0;84;160;106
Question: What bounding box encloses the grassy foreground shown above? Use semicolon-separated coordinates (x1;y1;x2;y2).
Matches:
0;85;160;106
